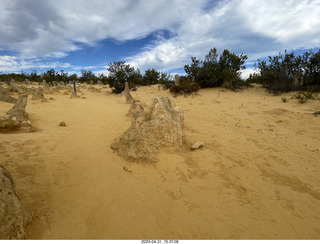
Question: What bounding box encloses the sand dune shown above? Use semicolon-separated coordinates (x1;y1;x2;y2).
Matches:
1;84;320;239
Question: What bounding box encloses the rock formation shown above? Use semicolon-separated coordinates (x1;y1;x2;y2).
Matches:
43;85;53;94
293;72;304;87
7;80;19;93
126;102;144;117
1;95;36;133
0;118;20;132
0;165;32;239
31;87;46;101
7;95;29;122
175;74;180;86
111;97;184;162
124;82;135;104
88;86;101;92
0;85;17;104
17;86;34;95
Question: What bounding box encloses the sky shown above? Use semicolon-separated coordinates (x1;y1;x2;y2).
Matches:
0;0;320;78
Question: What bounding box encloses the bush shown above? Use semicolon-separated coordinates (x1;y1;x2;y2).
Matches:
302;90;316;100
107;61;139;93
169;76;200;96
184;48;247;88
253;50;320;93
292;91;317;103
281;97;288;103
185;82;201;94
169;85;183;94
142;68;159;86
221;68;243;90
295;93;308;104
158;72;174;90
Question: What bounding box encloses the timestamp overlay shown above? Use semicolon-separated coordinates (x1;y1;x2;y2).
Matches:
140;241;179;244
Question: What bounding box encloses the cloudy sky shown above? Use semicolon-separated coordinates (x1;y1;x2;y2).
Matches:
1;0;320;77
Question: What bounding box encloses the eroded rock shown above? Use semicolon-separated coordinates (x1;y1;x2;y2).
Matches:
0;117;20;132
88;86;101;92
0;165;32;239
31;87;46;101
1;95;36;133
8;80;19;93
43;85;54;94
124;82;135;104
126;102;144;117
0;85;17;104
111;97;184;162
7;95;28;122
175;74;180;86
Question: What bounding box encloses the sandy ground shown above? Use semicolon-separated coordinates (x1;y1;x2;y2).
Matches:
1;84;320;240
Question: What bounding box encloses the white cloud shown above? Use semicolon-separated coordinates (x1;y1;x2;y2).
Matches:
237;0;320;48
0;0;208;58
93;69;109;77
0;55;71;72
127;0;320;72
0;56;19;71
0;0;319;73
240;68;260;80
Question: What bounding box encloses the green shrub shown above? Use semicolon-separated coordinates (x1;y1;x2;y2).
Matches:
302;90;316;100
184;48;247;88
169;76;200;96
293;91;316;103
281;97;288;103
158;72;174;90
253;50;320;93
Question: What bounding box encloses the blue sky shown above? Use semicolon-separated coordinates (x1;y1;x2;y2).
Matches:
0;0;320;78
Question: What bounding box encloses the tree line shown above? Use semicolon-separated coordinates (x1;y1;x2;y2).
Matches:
0;64;172;94
247;50;320;93
0;69;103;86
1;47;319;94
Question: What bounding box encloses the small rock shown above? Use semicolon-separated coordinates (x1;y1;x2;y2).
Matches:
123;166;132;173
191;141;204;150
59;121;66;127
313;111;320;117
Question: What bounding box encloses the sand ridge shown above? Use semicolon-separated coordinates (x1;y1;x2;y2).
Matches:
0;84;320;239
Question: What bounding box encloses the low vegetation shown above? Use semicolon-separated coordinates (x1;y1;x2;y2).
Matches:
246;50;320;93
292;91;317;104
169;76;200;96
0;48;319;95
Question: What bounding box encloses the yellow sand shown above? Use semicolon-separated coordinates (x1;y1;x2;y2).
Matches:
1;84;320;239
